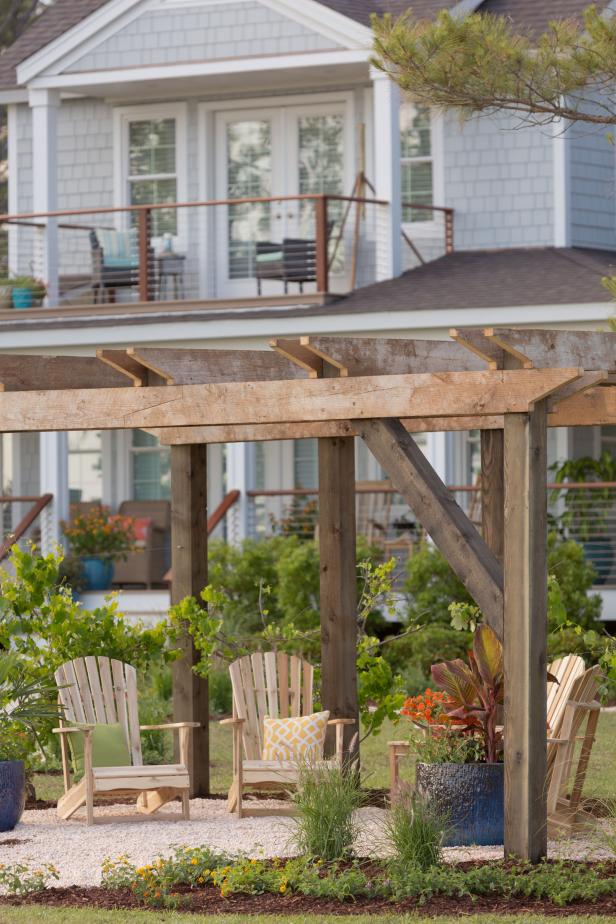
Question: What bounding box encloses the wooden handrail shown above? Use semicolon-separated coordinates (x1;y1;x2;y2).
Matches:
0;493;53;561
207;489;240;533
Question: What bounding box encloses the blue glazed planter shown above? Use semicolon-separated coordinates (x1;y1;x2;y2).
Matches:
11;288;33;309
0;760;26;832
81;556;113;591
416;762;504;846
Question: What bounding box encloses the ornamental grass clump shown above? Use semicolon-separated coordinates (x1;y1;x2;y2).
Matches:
385;793;444;872
291;763;365;861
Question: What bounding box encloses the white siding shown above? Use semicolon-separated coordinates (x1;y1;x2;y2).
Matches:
569;124;616;250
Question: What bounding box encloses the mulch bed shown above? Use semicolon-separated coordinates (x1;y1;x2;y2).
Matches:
2;885;616;916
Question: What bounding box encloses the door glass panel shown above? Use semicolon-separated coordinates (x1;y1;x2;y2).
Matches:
297;114;344;272
226;120;272;279
128;118;177;236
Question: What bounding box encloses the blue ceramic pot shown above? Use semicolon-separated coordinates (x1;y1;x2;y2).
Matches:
0;760;26;832
81;556;113;591
582;538;613;585
416;761;504;846
11;288;33;309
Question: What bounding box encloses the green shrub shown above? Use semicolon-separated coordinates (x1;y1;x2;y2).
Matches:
208;669;233;715
547;535;602;630
292;764;365;860
404;542;472;625
385;793;444;871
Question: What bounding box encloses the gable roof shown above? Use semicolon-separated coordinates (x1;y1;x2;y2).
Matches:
0;0;611;90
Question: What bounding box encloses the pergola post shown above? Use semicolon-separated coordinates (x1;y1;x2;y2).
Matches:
503;403;548;861
171;444;210;796
318;436;359;759
481;429;504;563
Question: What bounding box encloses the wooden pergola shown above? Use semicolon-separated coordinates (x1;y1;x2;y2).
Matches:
2;327;615;861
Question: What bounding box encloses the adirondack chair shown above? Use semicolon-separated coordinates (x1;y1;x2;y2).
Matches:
546;664;602;836
222;652;355;818
53;657;198;825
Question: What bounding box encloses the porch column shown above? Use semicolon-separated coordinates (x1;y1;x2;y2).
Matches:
29;88;60;306
481;429;504;564
39;432;69;555
503;403;548;861
370;69;402;280
171;444;210;796
225;442;253;542
318;436;359;759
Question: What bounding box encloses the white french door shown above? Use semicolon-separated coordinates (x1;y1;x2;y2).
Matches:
215;101;350;298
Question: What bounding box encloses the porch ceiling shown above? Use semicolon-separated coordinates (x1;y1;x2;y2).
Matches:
0;329;613;438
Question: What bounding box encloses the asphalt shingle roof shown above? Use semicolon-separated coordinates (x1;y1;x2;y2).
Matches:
0;0;610;90
325;247;616;315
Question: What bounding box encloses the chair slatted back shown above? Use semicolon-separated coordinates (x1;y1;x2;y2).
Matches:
547;654;586;736
55;657;142;766
229;652;314;760
546;664;601;784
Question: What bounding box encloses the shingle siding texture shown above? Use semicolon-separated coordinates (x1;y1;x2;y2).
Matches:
569;125;616;251
443;112;554;249
66;3;340;73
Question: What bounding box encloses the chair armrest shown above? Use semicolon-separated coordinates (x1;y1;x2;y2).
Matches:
220;717;245;727
139;722;200;731
327;718;355;726
53;726;94;734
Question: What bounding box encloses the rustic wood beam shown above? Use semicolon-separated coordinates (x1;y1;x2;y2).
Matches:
96;350;148;386
503;404;548;862
127;347;306;384
0;355;134;391
0;369;581;432
481;429;504;563
282;336;488;376
484;328;616;371
547;371;608;410
171;444;210;797
450;329;506;369
270;340;324;377
356;418;504;636
318;435;359;759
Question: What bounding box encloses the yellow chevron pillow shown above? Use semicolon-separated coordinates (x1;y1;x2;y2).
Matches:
262;710;330;762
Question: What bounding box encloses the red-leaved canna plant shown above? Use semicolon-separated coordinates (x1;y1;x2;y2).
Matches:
431;624;504;764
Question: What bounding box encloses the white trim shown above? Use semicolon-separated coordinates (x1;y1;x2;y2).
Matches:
0;90;28;104
7;104;19;275
450;0;484;17
28;49;370;90
18;0;369;85
553;117;571;247
113;101;188;248
0;302;612;351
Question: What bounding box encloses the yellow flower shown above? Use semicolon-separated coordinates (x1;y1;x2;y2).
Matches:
190;858;199;866
251;858;258;865
197;876;205;884
280;883;287;894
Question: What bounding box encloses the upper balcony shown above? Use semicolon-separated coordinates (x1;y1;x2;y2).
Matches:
0;194;454;322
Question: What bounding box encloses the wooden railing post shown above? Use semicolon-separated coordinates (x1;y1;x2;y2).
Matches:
315;195;329;294
445;209;454;254
138;208;151;302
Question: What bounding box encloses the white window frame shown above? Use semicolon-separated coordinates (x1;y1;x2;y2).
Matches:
400;106;444;238
113;102;188;249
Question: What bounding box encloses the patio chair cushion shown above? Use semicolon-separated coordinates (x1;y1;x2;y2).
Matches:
261;710;329;763
255;250;283;264
67;722;131;778
95;228;138;269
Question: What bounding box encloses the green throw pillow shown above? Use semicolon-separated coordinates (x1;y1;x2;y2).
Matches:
67;722;131;778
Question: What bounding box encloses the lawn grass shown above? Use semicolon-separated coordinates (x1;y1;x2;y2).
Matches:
33;711;616;802
1;911;615;924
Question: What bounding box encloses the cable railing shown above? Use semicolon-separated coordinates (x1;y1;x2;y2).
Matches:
0;194;454;312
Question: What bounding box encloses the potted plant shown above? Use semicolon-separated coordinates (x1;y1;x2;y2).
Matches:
0;278;13;310
550;453;616;584
10;276;46;309
62;507;135;591
407;624;504;846
0;652;59;831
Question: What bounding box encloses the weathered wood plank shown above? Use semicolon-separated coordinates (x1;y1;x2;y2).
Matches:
0;355;134;391
503;405;549;861
0;369;582;432
450;329;506;369
171;444;209;797
481;429;504;563
357;418;504;636
97;350;147;386
319;435;359;759
486;328;616;371
128;347;306;384
296;336;488;376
